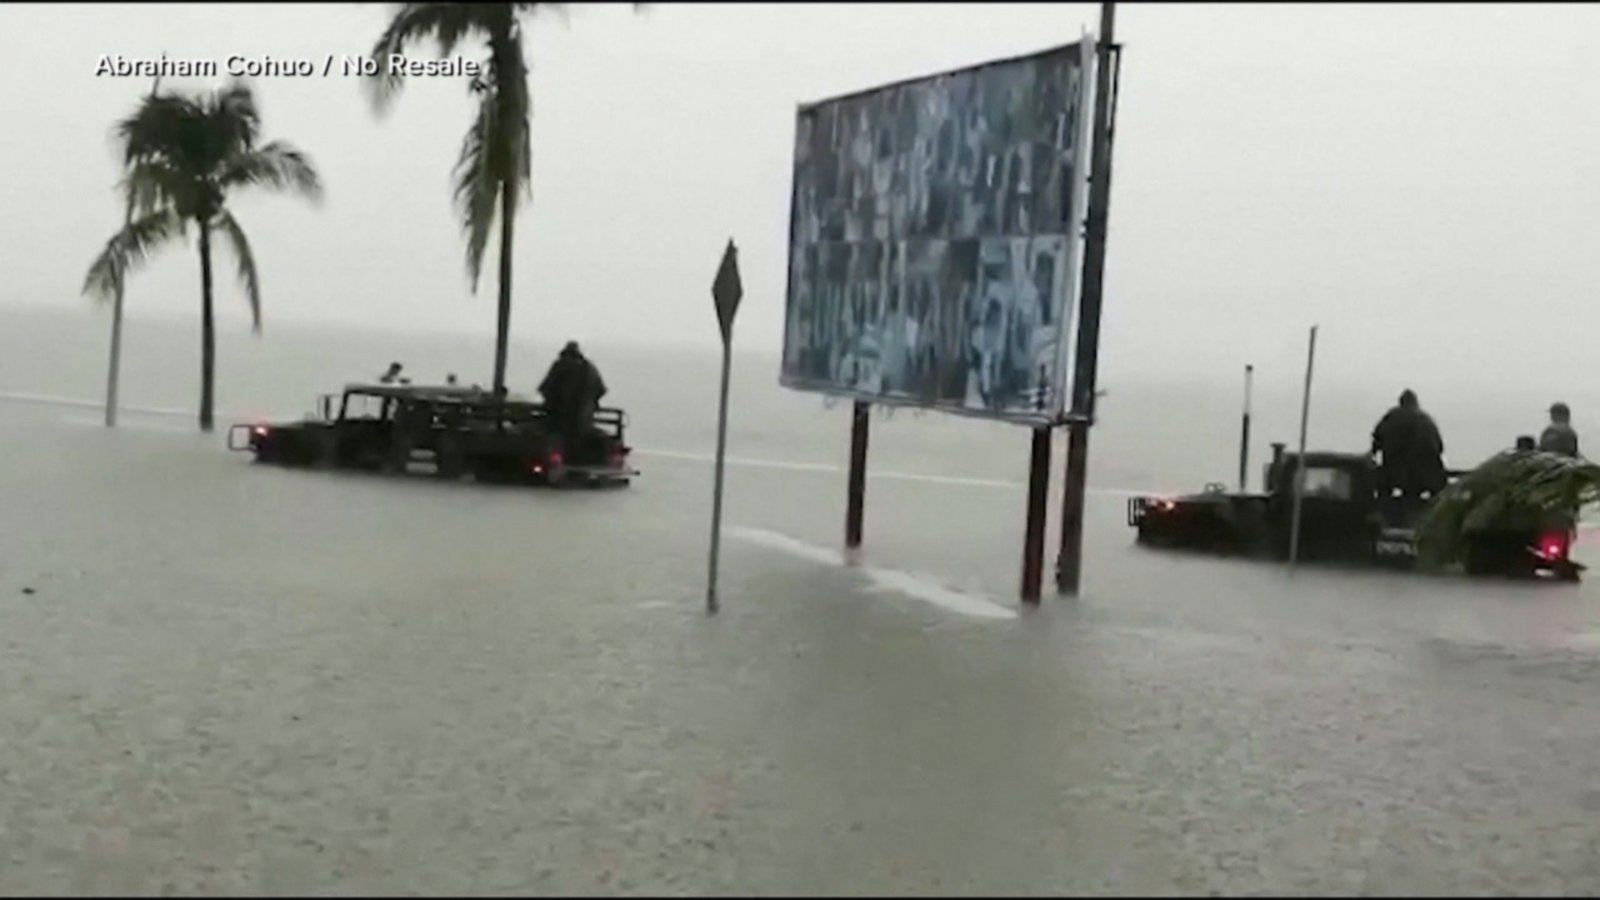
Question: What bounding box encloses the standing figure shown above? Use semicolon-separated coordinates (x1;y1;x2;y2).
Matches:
1539;402;1580;457
538;342;608;446
1370;389;1447;517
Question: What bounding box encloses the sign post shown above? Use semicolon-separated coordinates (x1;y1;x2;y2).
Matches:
706;239;743;614
1057;0;1121;595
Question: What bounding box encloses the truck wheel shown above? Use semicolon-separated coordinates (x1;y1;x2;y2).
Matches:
435;437;465;480
312;432;337;470
474;458;514;485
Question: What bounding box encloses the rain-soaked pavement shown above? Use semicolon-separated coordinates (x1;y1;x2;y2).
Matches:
5;401;1600;894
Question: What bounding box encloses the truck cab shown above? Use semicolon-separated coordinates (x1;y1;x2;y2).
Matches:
1130;444;1395;563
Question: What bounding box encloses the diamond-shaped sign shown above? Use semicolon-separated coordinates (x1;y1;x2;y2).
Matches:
712;239;742;345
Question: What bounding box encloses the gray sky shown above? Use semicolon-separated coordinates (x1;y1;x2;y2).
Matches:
1;2;1596;391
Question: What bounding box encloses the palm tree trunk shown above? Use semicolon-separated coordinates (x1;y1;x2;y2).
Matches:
105;281;124;427
492;183;515;396
198;219;216;432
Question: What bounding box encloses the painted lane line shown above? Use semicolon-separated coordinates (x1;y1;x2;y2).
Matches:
725;526;1017;621
631;447;1143;495
0;390;192;418
60;415;201;435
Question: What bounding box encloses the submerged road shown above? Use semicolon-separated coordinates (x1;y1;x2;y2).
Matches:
4;402;1600;894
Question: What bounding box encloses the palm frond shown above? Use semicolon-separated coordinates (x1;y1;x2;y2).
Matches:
368;3;487;113
117;94;203;166
454;90;501;291
212;210;263;333
82;209;186;302
121;158;200;219
497;29;533;199
1415;449;1600;566
206;80;262;156
218;141;324;201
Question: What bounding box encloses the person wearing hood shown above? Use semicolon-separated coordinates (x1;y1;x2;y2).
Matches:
1371;388;1447;515
539;341;607;441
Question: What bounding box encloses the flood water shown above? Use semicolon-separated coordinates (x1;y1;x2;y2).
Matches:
5;305;1600;894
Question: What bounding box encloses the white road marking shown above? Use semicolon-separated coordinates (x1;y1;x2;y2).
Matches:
60;415;199;435
725;526;1017;621
633;447;1143;495
0;390;190;418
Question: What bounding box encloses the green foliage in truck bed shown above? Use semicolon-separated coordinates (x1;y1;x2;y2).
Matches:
1416;450;1600;566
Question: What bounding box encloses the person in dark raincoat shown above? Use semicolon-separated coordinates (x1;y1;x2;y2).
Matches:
1370;389;1447;513
1539;402;1580;458
538;341;607;445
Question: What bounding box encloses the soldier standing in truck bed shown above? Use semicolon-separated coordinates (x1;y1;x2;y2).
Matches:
538;341;607;442
1539;402;1580;458
1370;389;1447;514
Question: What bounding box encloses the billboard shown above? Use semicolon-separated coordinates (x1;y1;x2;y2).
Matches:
781;39;1095;425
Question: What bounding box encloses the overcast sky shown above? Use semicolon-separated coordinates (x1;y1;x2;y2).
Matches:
0;2;1596;392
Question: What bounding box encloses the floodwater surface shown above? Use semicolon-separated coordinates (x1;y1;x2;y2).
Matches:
5;308;1600;893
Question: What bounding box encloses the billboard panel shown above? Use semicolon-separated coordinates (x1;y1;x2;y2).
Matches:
782;39;1095;424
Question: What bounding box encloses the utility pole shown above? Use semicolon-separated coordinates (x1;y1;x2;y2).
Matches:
1287;326;1318;572
1239;364;1254;491
1057;0;1120;595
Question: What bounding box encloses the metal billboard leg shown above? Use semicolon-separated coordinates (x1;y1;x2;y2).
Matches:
1022;425;1052;603
845;401;870;550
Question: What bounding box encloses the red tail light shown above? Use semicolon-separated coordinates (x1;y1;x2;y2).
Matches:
1535;532;1569;561
251;425;269;437
548;451;564;467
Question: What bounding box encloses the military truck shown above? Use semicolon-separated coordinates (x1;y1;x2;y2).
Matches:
228;384;636;488
1128;443;1578;579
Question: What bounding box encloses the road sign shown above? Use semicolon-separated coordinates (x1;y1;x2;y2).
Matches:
707;238;742;613
712;239;742;344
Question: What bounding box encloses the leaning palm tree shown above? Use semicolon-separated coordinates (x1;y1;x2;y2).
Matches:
84;81;322;432
101;74;163;429
368;3;548;398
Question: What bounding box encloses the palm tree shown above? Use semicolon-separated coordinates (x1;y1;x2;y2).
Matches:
366;3;547;397
84;81;322;432
102;74;163;429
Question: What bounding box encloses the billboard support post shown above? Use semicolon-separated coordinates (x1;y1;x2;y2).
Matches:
845;401;870;551
1021;426;1052;603
1056;0;1120;596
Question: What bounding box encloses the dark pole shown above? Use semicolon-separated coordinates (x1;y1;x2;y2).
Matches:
1239;364;1254;491
845;400;870;549
1021;426;1052;603
1056;0;1119;595
706;339;733;614
1287;326;1318;573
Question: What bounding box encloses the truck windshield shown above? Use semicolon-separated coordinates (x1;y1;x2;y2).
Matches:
342;393;388;421
1301;467;1354;500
